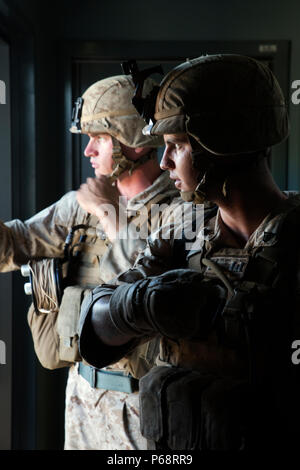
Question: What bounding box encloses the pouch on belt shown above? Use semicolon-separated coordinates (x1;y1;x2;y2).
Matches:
139;365;250;450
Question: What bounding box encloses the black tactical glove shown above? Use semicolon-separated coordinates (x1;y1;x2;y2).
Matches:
109;269;227;340
78;270;227;369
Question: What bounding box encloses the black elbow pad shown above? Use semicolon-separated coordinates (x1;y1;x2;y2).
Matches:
78;285;139;369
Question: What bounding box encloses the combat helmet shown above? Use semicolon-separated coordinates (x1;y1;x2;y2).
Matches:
147;54;289;155
70;75;163;181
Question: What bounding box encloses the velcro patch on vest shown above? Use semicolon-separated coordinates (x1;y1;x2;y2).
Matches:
204;254;249;280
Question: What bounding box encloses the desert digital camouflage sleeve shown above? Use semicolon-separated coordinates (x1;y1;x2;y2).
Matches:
0;191;89;272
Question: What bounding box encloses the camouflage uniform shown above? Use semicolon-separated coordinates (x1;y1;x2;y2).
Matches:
0;170;179;450
63;173;180;450
65;363;145;450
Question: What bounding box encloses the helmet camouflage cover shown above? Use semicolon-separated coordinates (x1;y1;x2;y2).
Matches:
149;54;289;156
70;75;163;149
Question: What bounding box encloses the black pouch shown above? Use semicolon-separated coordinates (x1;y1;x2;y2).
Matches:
139;366;250;450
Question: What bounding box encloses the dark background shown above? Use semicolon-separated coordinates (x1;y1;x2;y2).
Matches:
0;0;299;450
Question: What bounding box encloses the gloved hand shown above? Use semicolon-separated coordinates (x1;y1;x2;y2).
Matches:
109;269;227;340
78;271;227;369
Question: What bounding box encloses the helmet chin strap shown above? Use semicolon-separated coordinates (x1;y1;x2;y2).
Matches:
180;160;216;204
180;180;207;204
180;137;270;204
107;136;156;184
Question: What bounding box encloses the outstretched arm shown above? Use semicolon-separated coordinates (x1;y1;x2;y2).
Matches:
0;191;84;272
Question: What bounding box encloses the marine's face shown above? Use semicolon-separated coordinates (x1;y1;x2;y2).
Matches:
84;133;114;178
160;133;199;192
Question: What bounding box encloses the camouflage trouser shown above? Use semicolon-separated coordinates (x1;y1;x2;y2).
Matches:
64;364;148;450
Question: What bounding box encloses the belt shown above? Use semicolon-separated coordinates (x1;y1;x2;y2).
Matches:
78;362;139;393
